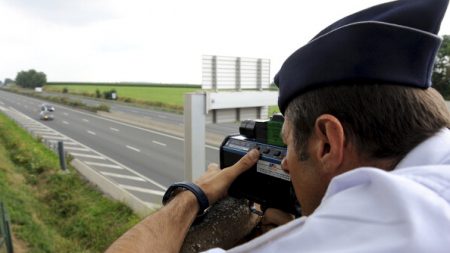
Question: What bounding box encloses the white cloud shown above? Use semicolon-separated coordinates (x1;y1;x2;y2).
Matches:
2;0;117;26
1;0;450;84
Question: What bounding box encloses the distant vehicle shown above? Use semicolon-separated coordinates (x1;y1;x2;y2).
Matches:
40;104;55;120
41;103;55;112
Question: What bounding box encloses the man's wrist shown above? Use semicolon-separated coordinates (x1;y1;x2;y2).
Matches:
162;182;210;216
171;190;200;215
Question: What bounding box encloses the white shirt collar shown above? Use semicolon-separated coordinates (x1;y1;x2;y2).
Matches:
395;128;450;170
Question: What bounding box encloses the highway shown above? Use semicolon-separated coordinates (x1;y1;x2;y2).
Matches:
40;91;240;136
0;90;226;203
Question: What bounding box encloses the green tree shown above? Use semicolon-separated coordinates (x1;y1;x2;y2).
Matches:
15;69;47;88
4;78;14;85
433;35;450;99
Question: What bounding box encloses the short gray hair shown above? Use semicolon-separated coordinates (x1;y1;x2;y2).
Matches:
285;84;450;168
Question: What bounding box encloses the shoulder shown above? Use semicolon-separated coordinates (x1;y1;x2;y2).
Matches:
302;167;450;251
323;166;450;208
254;167;450;252
320;167;450;220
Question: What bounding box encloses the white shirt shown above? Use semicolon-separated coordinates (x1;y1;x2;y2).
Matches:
206;128;450;252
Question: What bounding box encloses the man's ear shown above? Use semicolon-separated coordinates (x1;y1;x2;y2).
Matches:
312;114;345;176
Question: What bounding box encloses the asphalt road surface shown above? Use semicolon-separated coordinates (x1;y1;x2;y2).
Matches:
0;90;222;189
40;91;240;136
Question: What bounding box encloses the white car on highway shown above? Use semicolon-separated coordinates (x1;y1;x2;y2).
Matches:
39;104;55;120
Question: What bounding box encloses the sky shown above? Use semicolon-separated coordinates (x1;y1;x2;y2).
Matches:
1;0;450;85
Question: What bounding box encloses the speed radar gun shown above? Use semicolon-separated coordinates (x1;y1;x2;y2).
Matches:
220;114;300;216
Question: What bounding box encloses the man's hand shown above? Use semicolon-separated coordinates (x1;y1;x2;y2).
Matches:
106;149;260;253
195;148;260;205
259;208;295;233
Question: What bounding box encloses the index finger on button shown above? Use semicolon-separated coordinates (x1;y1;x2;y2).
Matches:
223;149;260;180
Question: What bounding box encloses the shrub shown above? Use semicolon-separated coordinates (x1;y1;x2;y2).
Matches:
103;89;118;100
96;104;110;112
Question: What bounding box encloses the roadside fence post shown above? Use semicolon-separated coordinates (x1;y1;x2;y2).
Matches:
0;202;14;253
57;141;67;171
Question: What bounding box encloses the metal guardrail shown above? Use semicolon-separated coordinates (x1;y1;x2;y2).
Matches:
0;202;13;253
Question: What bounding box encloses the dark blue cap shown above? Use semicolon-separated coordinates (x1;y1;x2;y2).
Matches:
275;0;449;114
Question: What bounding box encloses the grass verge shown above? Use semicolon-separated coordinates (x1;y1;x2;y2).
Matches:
0;112;141;252
268;105;280;116
6;87;110;113
46;84;200;113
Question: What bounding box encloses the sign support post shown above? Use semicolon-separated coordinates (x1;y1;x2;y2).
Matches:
184;92;206;181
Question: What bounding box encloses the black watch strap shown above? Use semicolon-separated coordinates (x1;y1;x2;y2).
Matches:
162;182;210;215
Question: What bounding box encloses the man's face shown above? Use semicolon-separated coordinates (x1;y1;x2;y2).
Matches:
281;118;330;216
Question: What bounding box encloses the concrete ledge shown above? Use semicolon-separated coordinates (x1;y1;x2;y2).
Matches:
71;159;159;218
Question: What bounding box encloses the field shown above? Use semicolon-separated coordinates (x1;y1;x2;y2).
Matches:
46;84;200;107
45;83;280;115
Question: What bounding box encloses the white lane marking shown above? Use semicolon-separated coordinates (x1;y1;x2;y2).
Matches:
62;142;80;146
23;123;42;127
29;125;48;129
126;145;141;152
87;130;96;135
70;153;105;159
118;184;165;196
62;120;69;125
152;140;167;147
101;172;146;181
206;144;219;151
157;115;167;119
41;135;67;140
64;146;90;151
0;105;9;111
30;127;56;131
143;201;160;208
85;161;122;169
34;131;59;136
59;140;79;145
82;118;89;122
63;112;68;116
110;127;119;132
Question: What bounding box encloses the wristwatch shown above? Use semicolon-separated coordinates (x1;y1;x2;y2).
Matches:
162;182;210;216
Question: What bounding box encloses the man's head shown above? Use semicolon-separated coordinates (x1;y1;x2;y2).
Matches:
275;0;450;215
281;84;450;215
